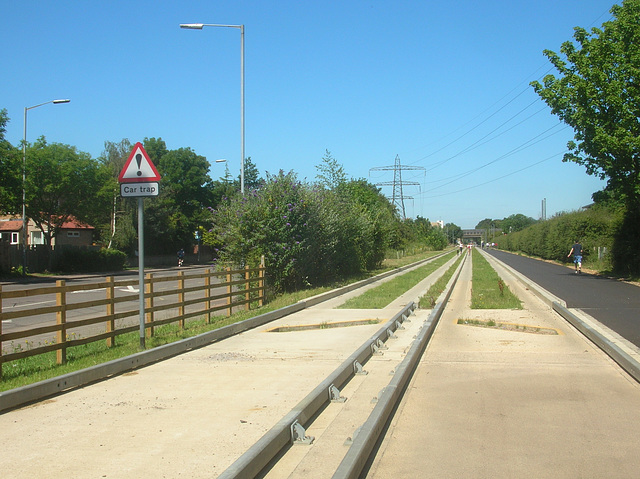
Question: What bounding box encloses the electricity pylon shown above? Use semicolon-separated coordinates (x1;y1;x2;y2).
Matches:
370;155;424;220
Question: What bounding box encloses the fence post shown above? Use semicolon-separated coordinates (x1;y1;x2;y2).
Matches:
226;267;232;317
145;273;154;338
259;255;265;307
56;280;67;365
178;271;185;330
205;268;211;323
106;276;116;348
245;265;251;311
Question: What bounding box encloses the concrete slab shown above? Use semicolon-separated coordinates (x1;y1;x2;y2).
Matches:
367;255;640;478
0;257;452;479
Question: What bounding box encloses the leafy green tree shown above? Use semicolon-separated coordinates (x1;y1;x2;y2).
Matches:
475;218;494;230
445;222;462;244
315;149;347;190
426;226;448;250
24;137;107;249
0;109;21;214
242;156;263;191
501;214;537;233
531;0;640;272
142;138;213;254
99;139;136;252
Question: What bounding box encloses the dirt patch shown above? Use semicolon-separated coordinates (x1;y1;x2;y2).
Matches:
457;318;559;335
267;319;380;333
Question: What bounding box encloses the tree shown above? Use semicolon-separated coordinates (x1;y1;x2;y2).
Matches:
99;139;135;251
315;149;347;190
475;218;495;230
24;137;107;251
242;157;263;191
444;222;462;244
531;0;640;273
0;109;21;214
142;138;214;254
501;214;537;233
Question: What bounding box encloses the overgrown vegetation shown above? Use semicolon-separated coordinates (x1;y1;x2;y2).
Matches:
471;248;522;309
50;247;127;273
205;165;450;294
496;205;621;274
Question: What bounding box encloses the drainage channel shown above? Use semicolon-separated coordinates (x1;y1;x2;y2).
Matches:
218;255;467;479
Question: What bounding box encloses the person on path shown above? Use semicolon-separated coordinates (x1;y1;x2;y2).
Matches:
567;240;583;274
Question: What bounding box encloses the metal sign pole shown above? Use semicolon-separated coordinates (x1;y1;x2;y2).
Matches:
138;197;145;348
117;142;160;350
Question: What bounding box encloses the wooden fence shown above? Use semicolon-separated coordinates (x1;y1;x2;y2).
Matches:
0;262;265;379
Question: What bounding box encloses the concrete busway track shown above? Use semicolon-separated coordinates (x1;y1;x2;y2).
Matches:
0;251;457;479
364;249;640;478
0;252;450;414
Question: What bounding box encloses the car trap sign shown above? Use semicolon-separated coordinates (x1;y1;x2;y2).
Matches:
120;182;159;197
118;143;161;197
117;142;162;348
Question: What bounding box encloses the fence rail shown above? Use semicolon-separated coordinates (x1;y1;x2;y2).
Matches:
0;262;265;378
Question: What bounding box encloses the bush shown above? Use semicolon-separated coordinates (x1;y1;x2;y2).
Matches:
497;205;621;271
205;171;396;293
51;247;127;273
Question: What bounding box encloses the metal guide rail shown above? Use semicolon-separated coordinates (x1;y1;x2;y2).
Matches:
218;254;467;479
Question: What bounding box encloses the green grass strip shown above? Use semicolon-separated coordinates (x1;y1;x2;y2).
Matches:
471;248;522;309
419;254;464;308
339;251;456;309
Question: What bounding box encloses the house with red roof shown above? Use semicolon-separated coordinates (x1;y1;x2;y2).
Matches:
0;215;95;247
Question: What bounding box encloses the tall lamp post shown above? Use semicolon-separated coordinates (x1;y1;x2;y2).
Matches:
180;23;245;194
22;99;70;274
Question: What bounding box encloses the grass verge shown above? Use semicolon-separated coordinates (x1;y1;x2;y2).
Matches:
338;251;455;309
419;254;464;308
471;249;522;309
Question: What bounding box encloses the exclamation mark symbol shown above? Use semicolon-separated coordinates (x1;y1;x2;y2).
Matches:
136;153;142;176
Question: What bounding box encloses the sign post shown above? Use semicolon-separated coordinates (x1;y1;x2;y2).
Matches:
118;142;161;348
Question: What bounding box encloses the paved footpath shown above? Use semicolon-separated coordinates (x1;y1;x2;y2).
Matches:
367;253;640;478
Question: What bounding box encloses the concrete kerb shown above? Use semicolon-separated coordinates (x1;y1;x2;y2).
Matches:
0;252;450;414
217;302;418;479
332;254;467;479
553;302;640;383
478;249;640;385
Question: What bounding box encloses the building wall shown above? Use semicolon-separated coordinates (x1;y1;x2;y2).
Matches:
55;229;94;247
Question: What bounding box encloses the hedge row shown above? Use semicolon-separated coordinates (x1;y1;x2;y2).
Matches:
496;205;623;270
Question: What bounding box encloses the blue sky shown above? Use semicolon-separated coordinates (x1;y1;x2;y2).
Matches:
2;0;615;228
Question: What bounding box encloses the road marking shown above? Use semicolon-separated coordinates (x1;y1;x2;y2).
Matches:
6;300;56;309
119;286;139;293
71;288;105;294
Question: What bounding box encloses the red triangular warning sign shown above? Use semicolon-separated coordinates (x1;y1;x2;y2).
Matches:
118;142;161;183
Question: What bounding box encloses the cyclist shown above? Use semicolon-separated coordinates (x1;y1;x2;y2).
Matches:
177;248;185;267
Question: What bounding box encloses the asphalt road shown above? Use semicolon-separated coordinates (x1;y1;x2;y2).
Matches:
486;249;640;348
0;266;229;351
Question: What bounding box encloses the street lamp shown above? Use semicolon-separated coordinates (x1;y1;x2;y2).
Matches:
180;22;245;194
22;99;70;274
